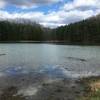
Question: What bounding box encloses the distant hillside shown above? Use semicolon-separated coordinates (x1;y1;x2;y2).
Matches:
0;20;45;41
0;14;100;45
54;14;100;45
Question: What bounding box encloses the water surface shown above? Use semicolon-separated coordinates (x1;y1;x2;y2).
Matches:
0;43;100;77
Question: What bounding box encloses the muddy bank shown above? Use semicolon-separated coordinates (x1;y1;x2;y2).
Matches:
0;75;100;100
0;77;87;100
0;66;100;100
0;71;88;100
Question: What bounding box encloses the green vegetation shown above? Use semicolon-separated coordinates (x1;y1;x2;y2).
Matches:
0;14;100;44
88;89;100;100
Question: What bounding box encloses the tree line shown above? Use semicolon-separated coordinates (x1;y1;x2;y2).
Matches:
0;14;100;44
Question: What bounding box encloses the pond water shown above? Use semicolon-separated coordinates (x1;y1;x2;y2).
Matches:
0;43;100;78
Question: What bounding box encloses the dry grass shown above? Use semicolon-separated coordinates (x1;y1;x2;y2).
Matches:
79;77;100;100
90;80;100;92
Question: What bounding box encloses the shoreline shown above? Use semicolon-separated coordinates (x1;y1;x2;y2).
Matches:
0;41;100;46
0;70;100;100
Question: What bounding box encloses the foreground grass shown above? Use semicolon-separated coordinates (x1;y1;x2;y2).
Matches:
79;77;100;100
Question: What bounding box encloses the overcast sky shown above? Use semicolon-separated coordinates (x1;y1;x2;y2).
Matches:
0;0;100;28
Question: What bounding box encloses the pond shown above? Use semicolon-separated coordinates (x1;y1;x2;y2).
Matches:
0;43;100;78
0;43;100;99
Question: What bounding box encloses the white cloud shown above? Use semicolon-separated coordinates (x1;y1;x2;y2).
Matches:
0;0;6;8
0;8;100;28
63;0;100;11
0;0;100;28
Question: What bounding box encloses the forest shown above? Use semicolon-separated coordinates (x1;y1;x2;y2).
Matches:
0;14;100;45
